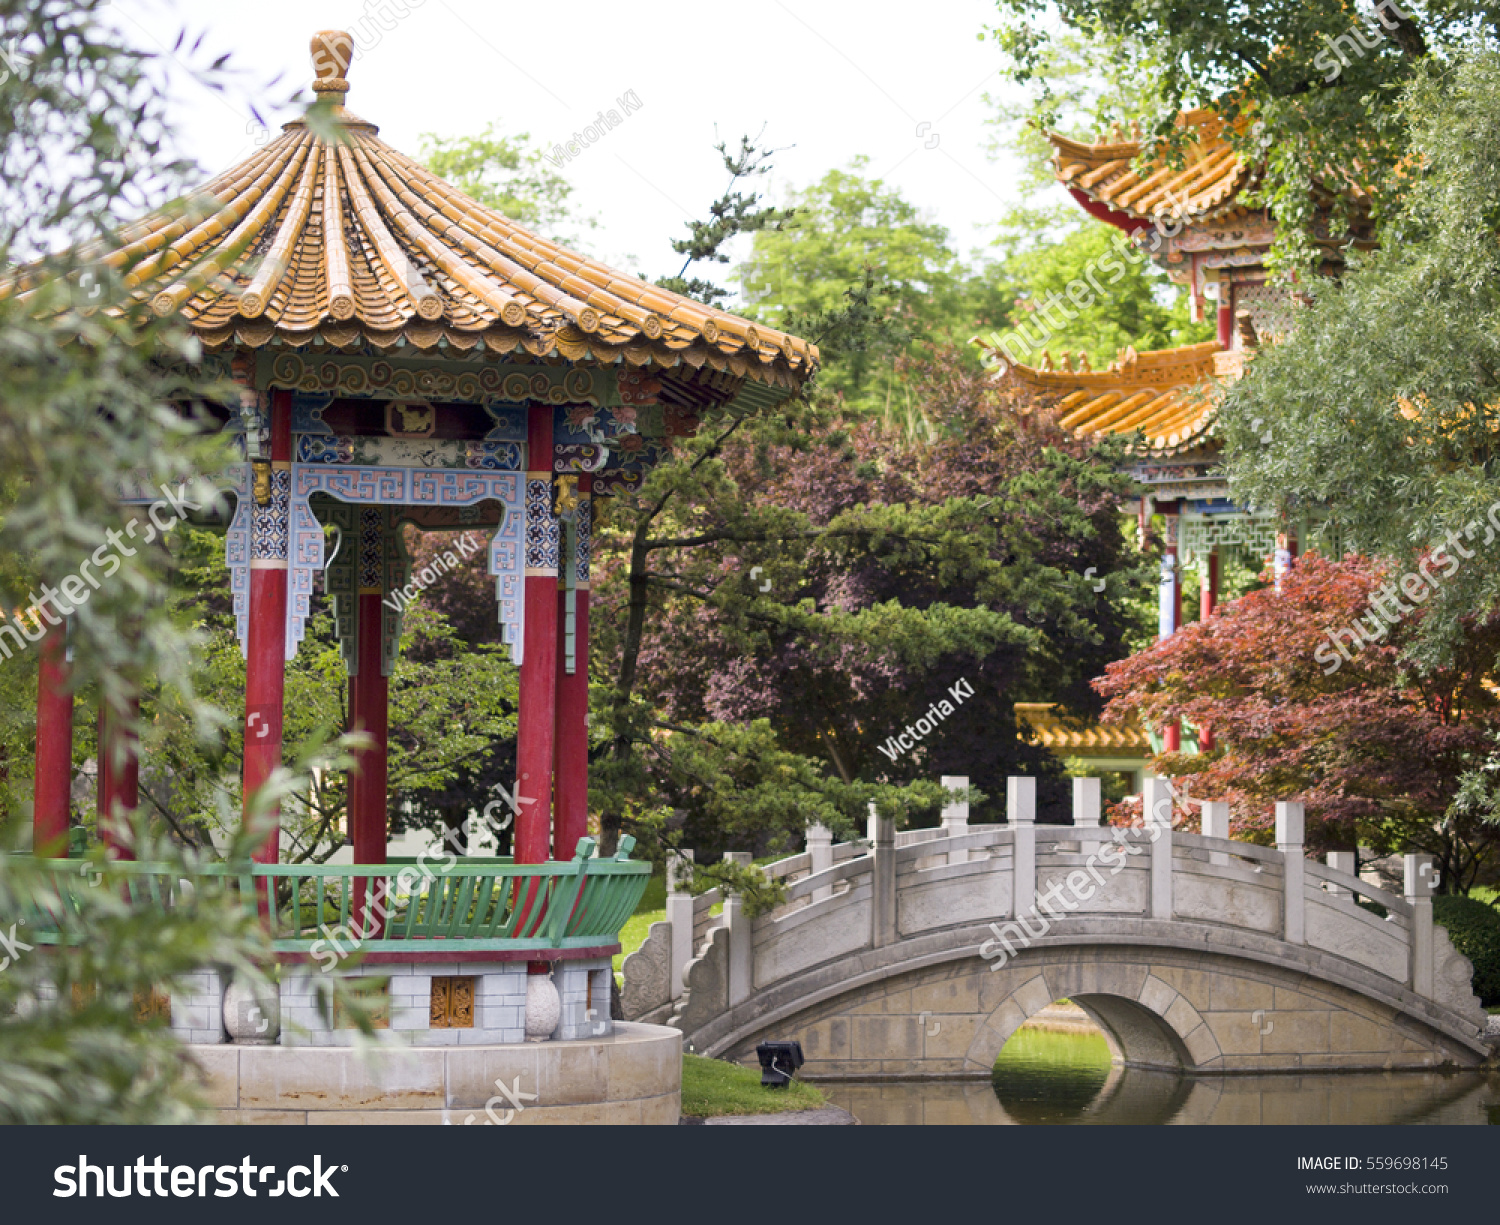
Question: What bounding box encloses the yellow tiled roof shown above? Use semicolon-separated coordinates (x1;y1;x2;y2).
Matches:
1049;109;1252;226
1;30;817;392
978;338;1247;455
1016;703;1149;755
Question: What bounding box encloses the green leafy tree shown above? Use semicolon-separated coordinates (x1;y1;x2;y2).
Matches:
985;202;1212;368
988;0;1500;275
1220;53;1500;671
0;0;374;1123
735;158;996;410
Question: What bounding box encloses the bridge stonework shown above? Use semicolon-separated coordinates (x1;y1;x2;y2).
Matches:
625;780;1490;1077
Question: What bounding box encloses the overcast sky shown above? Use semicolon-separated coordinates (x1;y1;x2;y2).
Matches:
112;0;1038;302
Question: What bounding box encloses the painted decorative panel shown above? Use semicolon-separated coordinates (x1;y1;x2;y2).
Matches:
262;353;603;408
524;477;560;572
272;464;526;666
297;434;521;470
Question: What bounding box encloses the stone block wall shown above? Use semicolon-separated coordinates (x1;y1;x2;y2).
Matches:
280;962;528;1047
170;967;225;1045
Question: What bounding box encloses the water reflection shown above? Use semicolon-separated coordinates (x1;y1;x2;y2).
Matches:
823;1015;1500;1126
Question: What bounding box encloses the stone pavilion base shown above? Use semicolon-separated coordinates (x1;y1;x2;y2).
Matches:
190;1022;682;1124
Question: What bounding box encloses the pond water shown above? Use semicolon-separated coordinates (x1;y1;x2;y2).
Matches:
822;1018;1500;1126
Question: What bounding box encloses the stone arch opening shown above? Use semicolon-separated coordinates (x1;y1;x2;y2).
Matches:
989;994;1195;1124
1068;993;1191;1071
967;965;1210;1075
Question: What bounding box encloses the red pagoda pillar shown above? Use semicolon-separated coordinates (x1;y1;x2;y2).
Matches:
242;389;292;870
554;476;590;862
1217;299;1233;349
516;405;559;865
97;696;139;858
33;618;73;857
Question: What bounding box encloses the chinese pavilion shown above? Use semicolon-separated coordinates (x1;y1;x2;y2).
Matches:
19;30;816;1054
980;108;1369;751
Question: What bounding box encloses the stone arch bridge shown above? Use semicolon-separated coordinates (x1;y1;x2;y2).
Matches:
621;779;1490;1078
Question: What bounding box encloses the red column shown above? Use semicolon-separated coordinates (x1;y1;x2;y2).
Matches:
1217;300;1233;349
516;406;558;866
33;618;73;857
554;478;590;862
1198;550;1219;752
97;696;139;859
243;389;292;870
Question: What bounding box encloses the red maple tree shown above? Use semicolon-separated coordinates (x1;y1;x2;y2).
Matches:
1095;552;1500;890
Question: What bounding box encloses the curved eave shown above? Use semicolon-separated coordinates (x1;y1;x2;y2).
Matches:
1;117;819;395
1047;110;1252;227
983;338;1228;458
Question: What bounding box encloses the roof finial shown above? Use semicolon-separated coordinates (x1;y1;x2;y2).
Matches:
311;30;353;105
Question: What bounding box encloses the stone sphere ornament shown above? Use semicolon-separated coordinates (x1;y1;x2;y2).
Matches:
222;977;281;1045
525;973;560;1041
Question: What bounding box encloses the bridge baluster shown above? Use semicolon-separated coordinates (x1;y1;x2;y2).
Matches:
1404;853;1436;998
1200;800;1230;867
807;823;834;902
1007;777;1036;918
1276;801;1306;945
869;803;897;949
941;775;969;866
1325;849;1356;896
667;849;694;1001
1145;778;1174;920
723;851;753;1006
1071;777;1101;829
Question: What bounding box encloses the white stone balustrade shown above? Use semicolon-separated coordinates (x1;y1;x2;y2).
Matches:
638;776;1487;1071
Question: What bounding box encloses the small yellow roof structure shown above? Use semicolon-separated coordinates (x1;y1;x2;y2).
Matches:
978;339;1248;456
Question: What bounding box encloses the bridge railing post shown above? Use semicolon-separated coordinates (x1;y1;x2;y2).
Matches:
1071;778;1103;856
1199;800;1229;867
1072;777;1101;828
807;822;834;902
1325;849;1356;896
1404;852;1436;998
1276;801;1305;945
1007;777;1035;918
1144;777;1173;920
666;849;695;1000
723;851;753;1007
869;802;896;949
941;774;969;865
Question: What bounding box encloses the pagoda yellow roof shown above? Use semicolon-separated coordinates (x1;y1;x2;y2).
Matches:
1016;703;1149;755
978;338;1247;455
1049;109;1252;226
2;30;817;392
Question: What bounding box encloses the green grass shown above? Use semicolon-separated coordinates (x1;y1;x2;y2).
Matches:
680;1054;825;1118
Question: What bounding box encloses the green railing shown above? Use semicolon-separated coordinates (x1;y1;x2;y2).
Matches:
14;837;650;955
